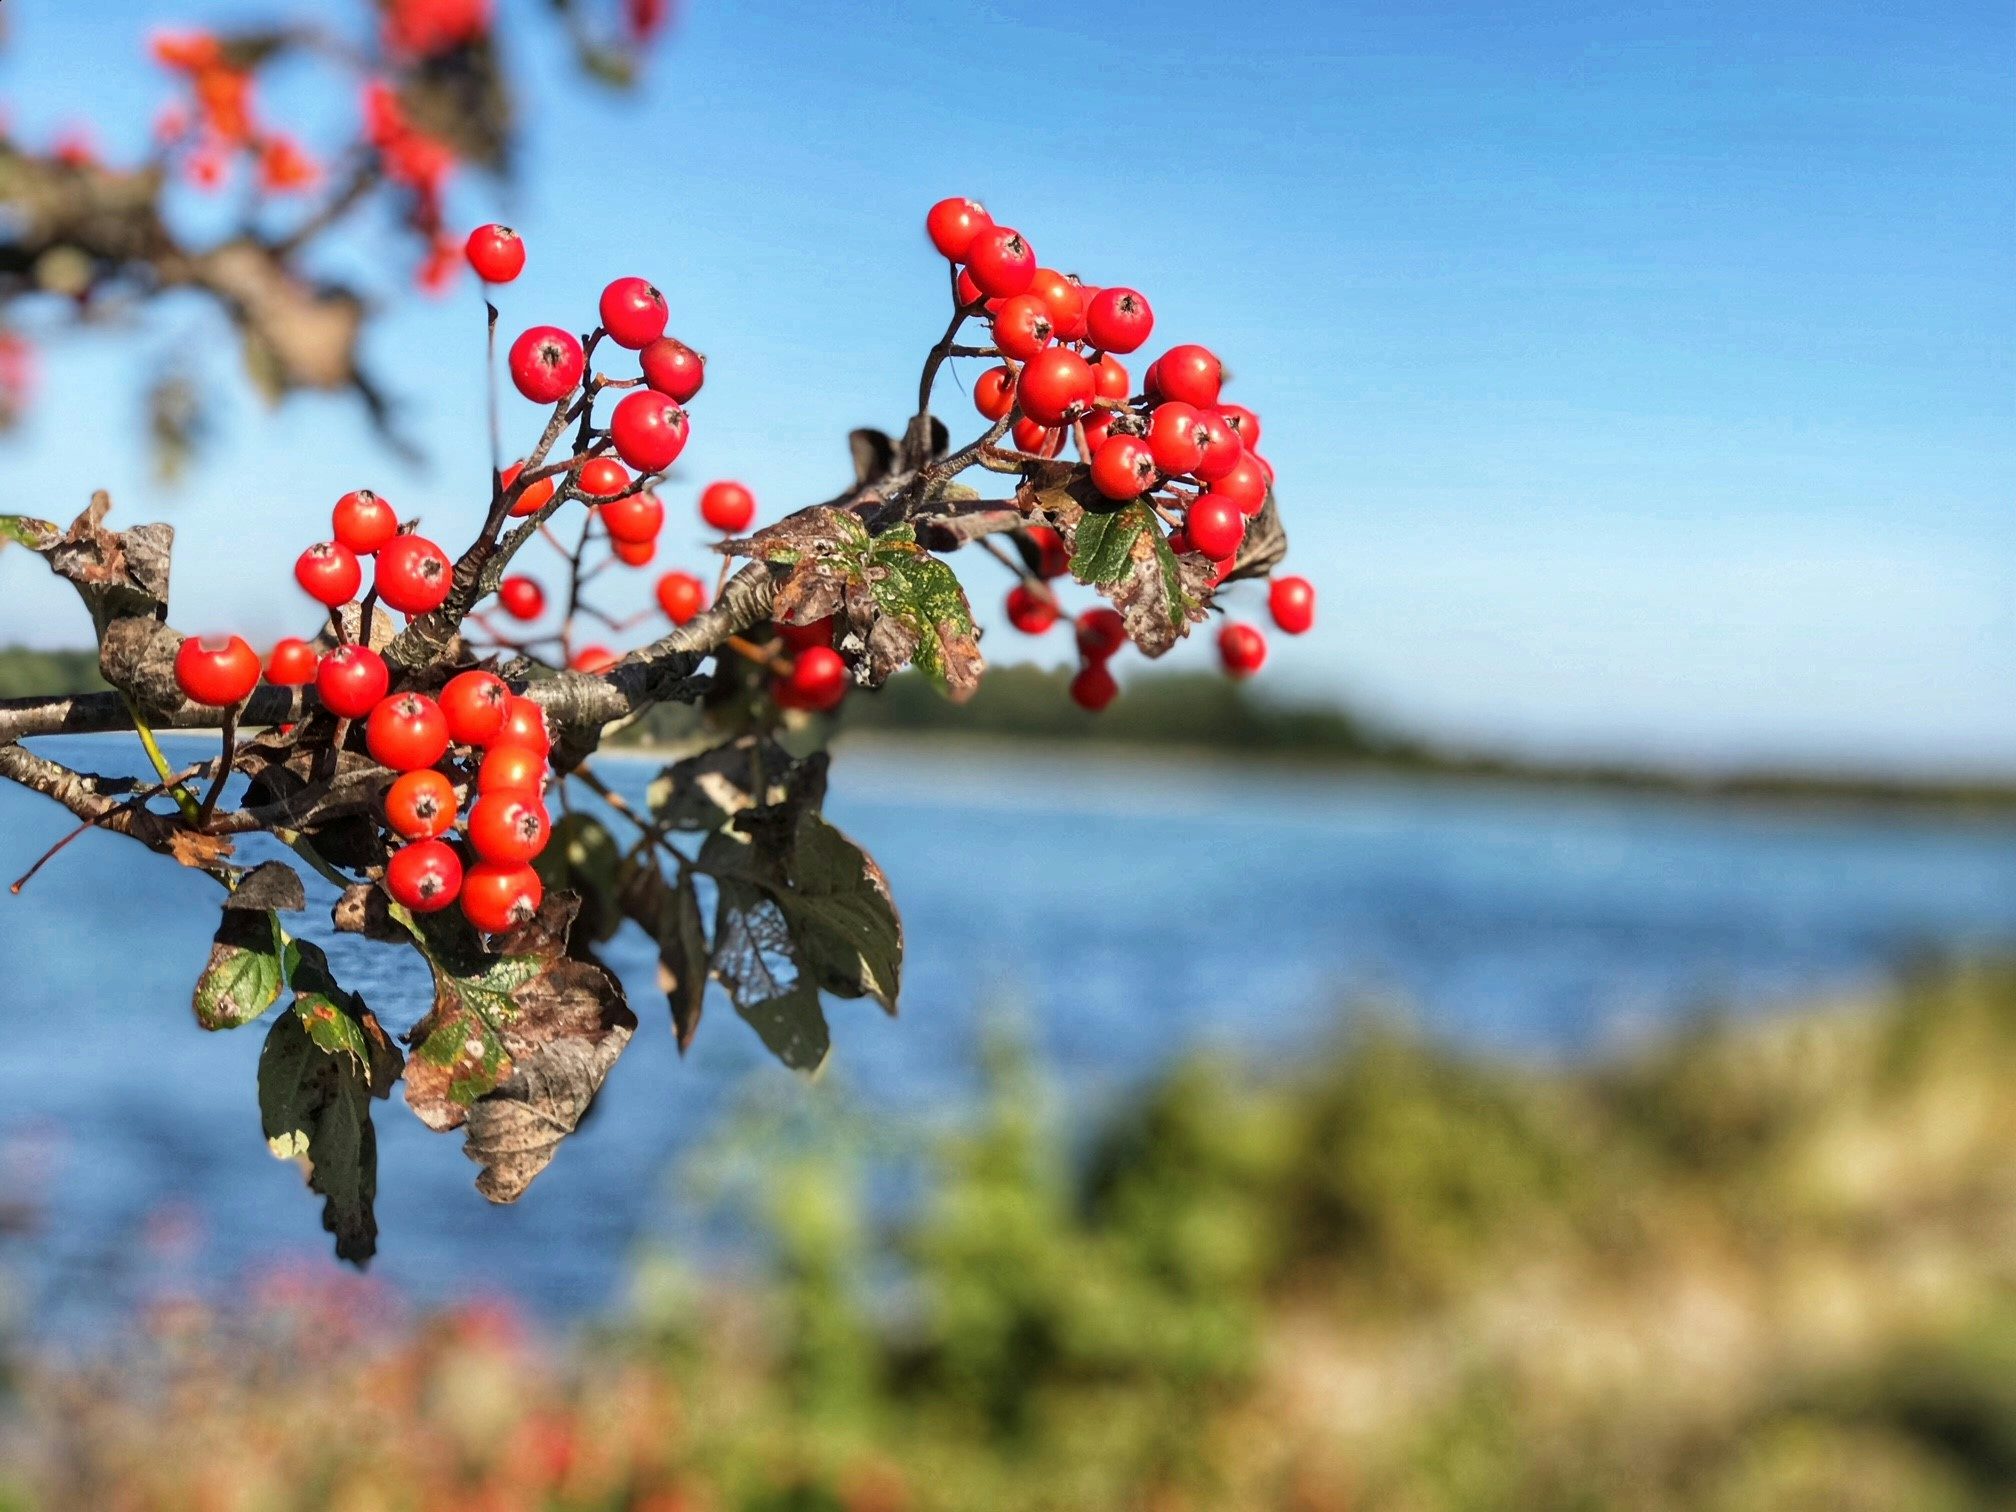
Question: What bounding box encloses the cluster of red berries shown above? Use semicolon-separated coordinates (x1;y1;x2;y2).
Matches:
293;489;453;618
150;28;319;195
928;199;1319;700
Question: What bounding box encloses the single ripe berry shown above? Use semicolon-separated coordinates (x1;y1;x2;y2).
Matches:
366;690;450;772
954;267;998;311
925;196;991;260
1076;607;1127;661
610;390;690;473
464;224;525;284
1025;525;1070;578
1016;348;1096;427
1189;408;1243;483
1077;413;1113;460
509;325;586;404
467;791;551;866
1005;584;1058;635
174;634;260;707
1091;433;1157;500
775;615;835;651
295;541;361;606
1219;404;1261;450
612;537;654;567
1155;344;1223;408
375;534;454;616
1218;622;1267;680
439;669;510;745
497;575;545;621
1070;660;1119;712
496;696;551;756
1085;288;1154;354
639;337;705;402
974;365;1017;421
1028;269;1086;344
656;570;706;624
503;460;557;518
782;645;848;712
315;645;389;719
385;769;458;841
602;489;665;545
1269;575;1315;635
598;276;668;349
1011;418;1061;456
963;225;1036;299
1093;354;1130;402
1147;402;1205;476
699;480;756;533
266;637;319;686
992;294;1053;361
578;456;630;499
478;743;548;795
386;838;463;914
1186;495;1246;560
1210;454;1269;516
571;645;619;673
460;861;543;934
332;489;397;555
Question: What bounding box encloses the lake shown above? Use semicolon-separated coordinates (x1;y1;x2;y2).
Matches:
2;733;2013;1335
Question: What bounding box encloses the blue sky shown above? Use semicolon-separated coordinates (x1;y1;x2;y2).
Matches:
0;0;2009;774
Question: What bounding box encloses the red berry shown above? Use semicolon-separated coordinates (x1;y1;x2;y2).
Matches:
496;696;551;756
992;294;1053;361
1155;344;1223;408
497;575;545;621
1186;495;1246;560
639;337;705;402
460;861;543;933
509;325;585;404
781;645;848;712
656;570;706;624
699;480;756;533
1016;348;1096;426
174;634;260;707
439;670;510;745
295;541;361;607
1005;584;1058;635
478;744;548;795
1077;413;1113;460
1011;418;1062;457
774;615;834;651
1070;660;1119;712
577;456;630;499
1188;408;1243;483
315;644;389;719
974;365;1017;421
266;637;319;686
1209;453;1269;516
1075;607;1127;661
1091;433;1156;500
1085;288;1154;354
1093;354;1130;402
385;769;458;841
366;691;450;772
598;276;668;350
925;196;991;260
1028;269;1085;344
386;838;463;914
504;460;556;518
954;267;999;312
963;226;1036;299
332;489;397;555
1219;404;1261;450
1269;575;1316;635
610;390;690;473
601;489;665;545
1025;525;1070;578
374;534;454;616
467;791;551;865
570;644;619;674
1218;622;1267;679
464;224;524;284
612;537;655;567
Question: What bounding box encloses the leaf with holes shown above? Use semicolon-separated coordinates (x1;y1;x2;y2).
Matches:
706;871;831;1072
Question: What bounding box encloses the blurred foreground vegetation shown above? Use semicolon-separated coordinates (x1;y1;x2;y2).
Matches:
3;961;2014;1510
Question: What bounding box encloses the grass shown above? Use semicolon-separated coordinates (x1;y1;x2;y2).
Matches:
4;960;2015;1509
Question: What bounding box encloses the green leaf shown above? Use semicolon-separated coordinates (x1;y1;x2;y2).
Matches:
618;860;711;1051
706;869;832;1073
1069;501;1155;586
1068;501;1210;658
869;536;983;700
259;1011;382;1266
193;909;286;1031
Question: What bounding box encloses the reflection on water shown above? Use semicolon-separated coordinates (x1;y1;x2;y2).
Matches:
2;733;2013;1332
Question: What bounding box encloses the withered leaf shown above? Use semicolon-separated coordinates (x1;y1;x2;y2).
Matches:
228;859;306;914
617;859;710;1051
167;829;236;870
1224;490;1288;583
647;733;799;832
1069;502;1211;658
707;875;830;1072
43;493;173;638
0;514;60;553
532;812;624;944
721;505;871;626
333;882;409;943
867;529;982;701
